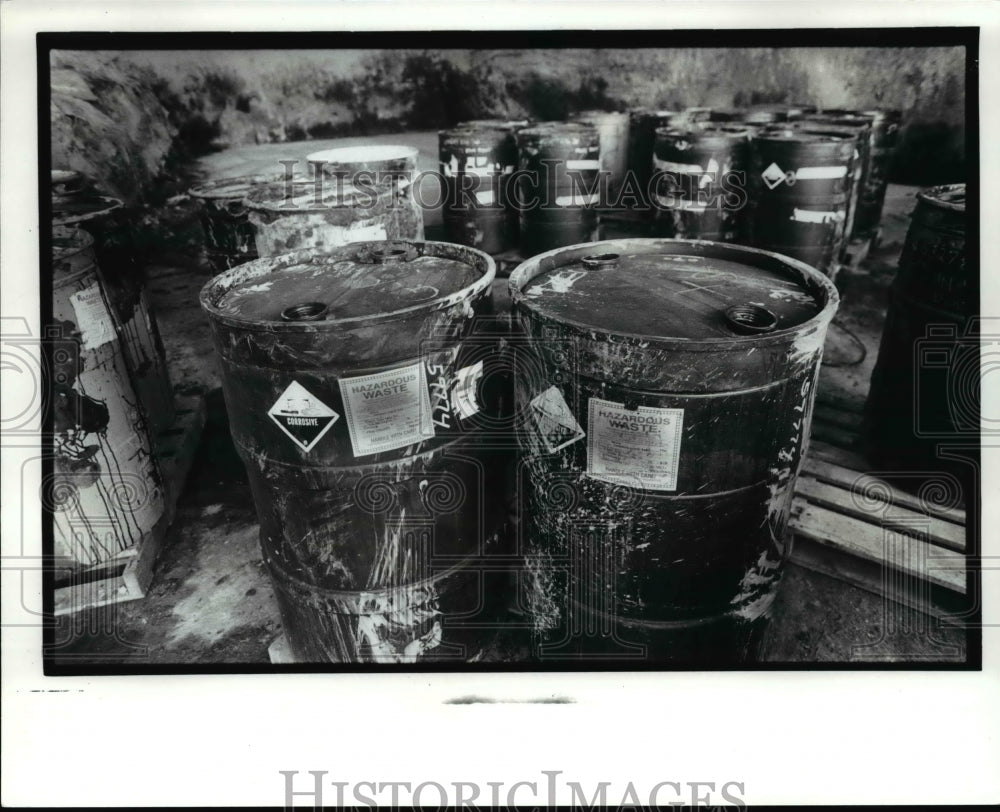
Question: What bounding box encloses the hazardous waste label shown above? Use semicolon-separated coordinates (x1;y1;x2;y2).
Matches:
338;362;434;457
267;381;339;452
586;398;684;491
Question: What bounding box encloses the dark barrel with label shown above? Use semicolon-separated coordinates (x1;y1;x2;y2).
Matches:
863;184;975;501
189;174;282;271
52;172;175;435
800;113;874;244
808;108;902;239
439;123;520;254
201;240;511;663
651;124;753;241
508;238;839;663
51;226;165;569
748;128;857;276
516;122;602;255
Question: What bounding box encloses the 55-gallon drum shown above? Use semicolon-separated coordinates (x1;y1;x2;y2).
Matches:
509;238;839;663
245;177;412;257
748;128;857;276
52;173;175;435
51;226;165;567
651;124;753;241
201;240;509;663
306;145;425;241
439;123;520;254
516;122;602;255
189;174;282;271
863;184;974;502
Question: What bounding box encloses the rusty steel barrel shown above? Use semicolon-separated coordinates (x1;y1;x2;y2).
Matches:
516;122;602;255
306;145;425;240
201;240;512;663
570;110;630;197
52;173;175;435
189;174;282;271
801;113;875;244
748;128;857;276
627;109;687;207
439;123;519;255
509;238;839;663
809;108;902;239
650;124;753;241
864;184;974;501
245;177;411;257
51;226;165;568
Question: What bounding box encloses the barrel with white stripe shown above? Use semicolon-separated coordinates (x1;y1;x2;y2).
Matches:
748;129;857;275
650;125;753;241
516;122;602;255
627;109;687;206
439;124;520;254
570;110;630;196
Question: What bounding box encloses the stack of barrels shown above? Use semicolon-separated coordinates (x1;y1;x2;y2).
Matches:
50;171;174;568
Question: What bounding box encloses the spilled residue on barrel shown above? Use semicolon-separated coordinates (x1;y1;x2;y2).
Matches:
508;237;839;663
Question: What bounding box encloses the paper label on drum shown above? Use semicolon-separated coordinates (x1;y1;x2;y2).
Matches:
268;381;340;452
339;362;434;456
586;398;684;491
69;284;116;351
450;360;484;420
529;386;585;453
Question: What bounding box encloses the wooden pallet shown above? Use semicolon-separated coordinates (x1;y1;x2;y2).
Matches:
789;394;969;619
52;394;207;615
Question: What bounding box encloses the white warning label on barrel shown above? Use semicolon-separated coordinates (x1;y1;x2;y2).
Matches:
529;386;585;453
339;362;434;457
586;398;684;491
268;381;339;452
69;284;117;351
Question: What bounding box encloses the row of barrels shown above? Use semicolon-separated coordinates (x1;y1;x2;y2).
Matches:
187;104;900;281
200;234;840;664
435;105;901;276
49;172;175;567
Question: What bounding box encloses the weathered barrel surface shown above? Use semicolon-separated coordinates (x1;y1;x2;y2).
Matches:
516;122;602;255
51;226;165;567
864;184;975;500
201;240;511;663
627;109;686;204
749;128;857;275
800;114;874;245
508;238;839;663
651;124;753;241
189;174;282;271
570;110;630;196
808;108;902;239
306;144;425;241
245;177;414;257
52;176;175;435
439;124;519;254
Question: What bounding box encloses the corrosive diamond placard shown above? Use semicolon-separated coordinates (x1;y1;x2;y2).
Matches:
761;162;787;190
267;381;339;452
